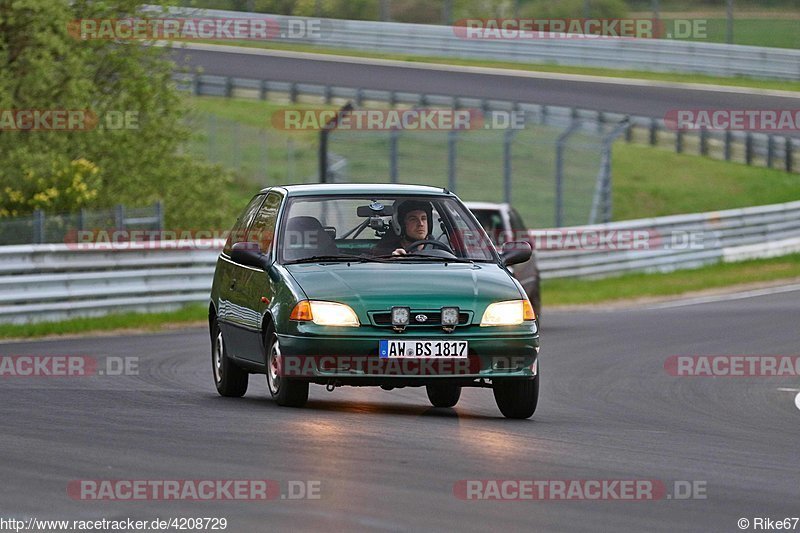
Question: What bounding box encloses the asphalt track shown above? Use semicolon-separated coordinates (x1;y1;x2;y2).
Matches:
1;287;798;532
171;44;800;125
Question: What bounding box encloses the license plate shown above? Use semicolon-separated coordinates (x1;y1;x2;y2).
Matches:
379;340;468;358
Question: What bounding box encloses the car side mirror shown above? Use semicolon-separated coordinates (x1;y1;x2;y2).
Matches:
500;241;532;266
231;241;270;270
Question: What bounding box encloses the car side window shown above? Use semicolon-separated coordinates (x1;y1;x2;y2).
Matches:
248;192;282;255
223;194;265;256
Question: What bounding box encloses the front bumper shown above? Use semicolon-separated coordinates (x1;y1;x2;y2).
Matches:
276;324;539;381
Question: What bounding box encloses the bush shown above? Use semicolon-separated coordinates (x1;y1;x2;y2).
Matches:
0;0;234;228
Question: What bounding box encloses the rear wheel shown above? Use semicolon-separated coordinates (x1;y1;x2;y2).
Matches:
211;318;248;397
265;322;308;407
425;384;462;408
493;375;539;419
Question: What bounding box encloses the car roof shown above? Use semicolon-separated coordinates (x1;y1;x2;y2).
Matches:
265;183;453;197
463;201;510;210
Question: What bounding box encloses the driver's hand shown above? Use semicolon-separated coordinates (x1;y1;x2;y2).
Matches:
391;248;407;256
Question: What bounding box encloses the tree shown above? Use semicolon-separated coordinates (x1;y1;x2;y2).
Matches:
0;0;232;227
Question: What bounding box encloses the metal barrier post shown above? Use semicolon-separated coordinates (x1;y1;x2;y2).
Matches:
555;120;582;227
319;103;353;183
115;205;125;230
724;130;732;161
590;118;630;224
503;128;516;204
155;201;164;231
448;130;458;193
700;128;709;156
389;128;399;184
746;133;754;165
33;209;45;244
767;135;775;168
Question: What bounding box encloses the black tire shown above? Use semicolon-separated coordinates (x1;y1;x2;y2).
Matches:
493;375;539;419
265;322;309;407
211;318;248;397
425;383;462;408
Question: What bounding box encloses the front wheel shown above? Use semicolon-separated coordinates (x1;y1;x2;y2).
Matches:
265;322;308;407
425;384;462;408
211;318;248;397
493;375;539;419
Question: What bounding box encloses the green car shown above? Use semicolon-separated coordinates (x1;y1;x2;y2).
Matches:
209;184;540;418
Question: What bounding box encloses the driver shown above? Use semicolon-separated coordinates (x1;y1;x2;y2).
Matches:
373;199;433;256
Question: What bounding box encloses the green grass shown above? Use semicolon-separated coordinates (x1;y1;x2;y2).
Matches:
612;143;800;220
0;305;207;340
190;39;800;93
543;253;800;306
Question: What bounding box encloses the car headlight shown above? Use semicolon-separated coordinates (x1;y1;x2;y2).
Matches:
290;300;360;327
480;300;535;326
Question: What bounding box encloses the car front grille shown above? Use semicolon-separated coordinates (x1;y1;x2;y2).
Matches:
370;311;471;327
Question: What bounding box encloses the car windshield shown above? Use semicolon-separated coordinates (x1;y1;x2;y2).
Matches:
279;195;496;264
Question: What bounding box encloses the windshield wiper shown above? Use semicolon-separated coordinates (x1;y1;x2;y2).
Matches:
285;254;388;265
372;254;474;264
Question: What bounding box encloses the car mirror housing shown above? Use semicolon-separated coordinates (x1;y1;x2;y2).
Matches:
230;241;270;270
500;241;532;266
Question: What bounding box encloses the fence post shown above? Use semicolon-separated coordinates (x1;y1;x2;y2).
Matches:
323;85;332;105
448;130;458;193
289;82;298;104
767;135;775;168
285;139;294;182
503;128;515;204
389;128;399;184
555;120;582;227
724;130;732;161
208;114;217;163
786;137;793;173
700;128;708;156
155;200;164;231
625;120;633;143
745;133;754;165
233;122;241;171
224;76;233;97
676;129;684;153
79;208;86;232
319;103;353;183
259;79;268;100
649;118;658;146
192;73;200;96
590;118;630;225
115;205;125;230
33;209;45;244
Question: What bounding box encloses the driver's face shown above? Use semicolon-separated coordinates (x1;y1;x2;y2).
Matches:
404;209;428;241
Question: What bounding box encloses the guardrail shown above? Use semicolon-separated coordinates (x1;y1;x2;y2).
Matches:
3;201;800;324
0;202;164;246
534;200;800;279
175;73;799;174
158;6;800;80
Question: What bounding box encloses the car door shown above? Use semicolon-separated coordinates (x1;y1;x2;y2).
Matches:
217;193;266;358
224;191;284;364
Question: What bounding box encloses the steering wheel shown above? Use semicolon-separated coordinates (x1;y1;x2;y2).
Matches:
404;239;455;255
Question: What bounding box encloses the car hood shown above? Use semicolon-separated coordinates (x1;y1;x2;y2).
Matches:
285;262;521;313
